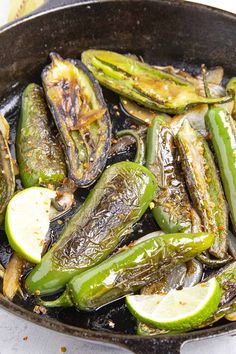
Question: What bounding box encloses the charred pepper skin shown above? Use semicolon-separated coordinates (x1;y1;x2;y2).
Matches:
177;121;228;259
81;50;232;114
39;232;213;310
16;83;66;187
205;107;236;232
146;117;197;233
42;53;111;187
25;161;157;295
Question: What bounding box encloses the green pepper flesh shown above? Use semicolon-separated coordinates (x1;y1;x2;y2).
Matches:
205;107;236;232
82;50;232;114
39;232;213;310
16;83;66;187
146;118;198;233
177;120;228;259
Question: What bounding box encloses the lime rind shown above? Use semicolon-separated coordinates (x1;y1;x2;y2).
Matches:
126;278;221;331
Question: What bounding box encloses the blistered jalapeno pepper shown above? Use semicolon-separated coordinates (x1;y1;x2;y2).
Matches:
177;120;228;259
81;50;232;114
25;161;157;295
146;117;200;233
205;107;236;232
38;232;213;310
42;53;112;187
16;83;66;187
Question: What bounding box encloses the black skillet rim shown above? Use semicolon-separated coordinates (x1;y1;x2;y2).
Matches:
0;0;236;351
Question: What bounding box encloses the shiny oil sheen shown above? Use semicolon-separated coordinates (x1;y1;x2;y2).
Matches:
0;1;235;352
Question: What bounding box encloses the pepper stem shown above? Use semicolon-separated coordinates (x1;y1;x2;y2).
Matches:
39;288;73;308
197;253;231;268
201;64;211;99
49;52;63;66
116;129;145;165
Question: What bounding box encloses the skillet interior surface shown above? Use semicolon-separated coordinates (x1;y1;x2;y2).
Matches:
0;1;236;353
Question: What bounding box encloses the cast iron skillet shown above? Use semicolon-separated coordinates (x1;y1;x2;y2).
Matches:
0;1;236;353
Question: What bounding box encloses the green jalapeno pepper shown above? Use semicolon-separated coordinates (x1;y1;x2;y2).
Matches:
16;83;66;187
39;232;213;310
205;107;236;232
42;53;111;187
146;117;199;233
81;50;232;114
177;120;228;259
25;161;157;295
0;114;15;224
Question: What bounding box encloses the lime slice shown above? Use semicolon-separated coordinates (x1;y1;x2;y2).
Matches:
126;278;221;331
5;187;56;264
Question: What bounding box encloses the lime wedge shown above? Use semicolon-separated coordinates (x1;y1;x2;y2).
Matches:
5;187;56;264
126;278;221;331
